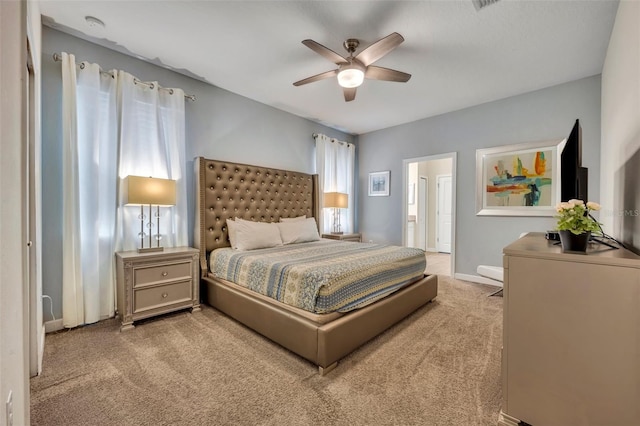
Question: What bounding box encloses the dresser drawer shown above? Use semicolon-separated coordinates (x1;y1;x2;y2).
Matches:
133;261;192;287
133;280;192;314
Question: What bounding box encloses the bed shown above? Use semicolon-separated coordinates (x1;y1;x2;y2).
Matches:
194;157;438;374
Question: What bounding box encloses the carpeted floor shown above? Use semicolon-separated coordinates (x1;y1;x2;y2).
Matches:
425;252;451;276
31;275;503;426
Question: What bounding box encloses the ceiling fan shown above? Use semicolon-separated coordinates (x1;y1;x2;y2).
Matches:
293;32;411;102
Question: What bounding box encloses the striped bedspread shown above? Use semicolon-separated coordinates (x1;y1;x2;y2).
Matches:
208;240;426;313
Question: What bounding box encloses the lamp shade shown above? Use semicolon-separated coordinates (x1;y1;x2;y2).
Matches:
123;175;176;206
324;192;348;209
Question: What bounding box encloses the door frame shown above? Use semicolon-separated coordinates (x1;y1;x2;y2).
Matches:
402;152;457;275
417;176;428;250
435;174;452;253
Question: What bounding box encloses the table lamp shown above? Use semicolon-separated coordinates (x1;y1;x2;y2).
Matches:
324;192;348;234
123;175;176;252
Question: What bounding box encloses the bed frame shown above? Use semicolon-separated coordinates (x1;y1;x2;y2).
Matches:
194;157;438;374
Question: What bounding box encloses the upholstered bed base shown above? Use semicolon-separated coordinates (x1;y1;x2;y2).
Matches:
202;273;438;374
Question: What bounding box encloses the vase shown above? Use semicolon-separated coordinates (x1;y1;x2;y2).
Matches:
559;230;591;253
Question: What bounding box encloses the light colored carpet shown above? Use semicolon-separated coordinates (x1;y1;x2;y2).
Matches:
425;252;451;276
31;275;503;425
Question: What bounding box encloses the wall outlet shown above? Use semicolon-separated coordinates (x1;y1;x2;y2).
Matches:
6;390;13;426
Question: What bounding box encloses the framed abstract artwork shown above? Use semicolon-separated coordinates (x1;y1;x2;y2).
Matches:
369;171;390;196
476;139;564;216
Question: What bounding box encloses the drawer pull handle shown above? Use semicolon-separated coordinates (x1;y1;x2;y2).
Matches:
162;272;168;277
162;293;168;299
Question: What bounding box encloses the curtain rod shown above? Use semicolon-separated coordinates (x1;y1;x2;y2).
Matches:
313;133;353;147
53;53;196;101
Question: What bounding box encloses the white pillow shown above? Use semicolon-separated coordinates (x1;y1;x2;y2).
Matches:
226;218;239;249
277;217;321;245
234;220;283;251
280;215;307;222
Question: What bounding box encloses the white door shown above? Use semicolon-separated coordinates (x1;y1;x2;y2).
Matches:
417;177;428;250
436;175;452;253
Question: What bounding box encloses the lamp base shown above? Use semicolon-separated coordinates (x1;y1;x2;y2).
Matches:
137;247;164;253
330;232;344;235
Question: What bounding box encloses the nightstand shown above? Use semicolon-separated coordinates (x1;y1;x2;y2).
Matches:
322;233;362;242
115;247;200;331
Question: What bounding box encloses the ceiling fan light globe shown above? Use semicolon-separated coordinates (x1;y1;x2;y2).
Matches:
337;68;365;88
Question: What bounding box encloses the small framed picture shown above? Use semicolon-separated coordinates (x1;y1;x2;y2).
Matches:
369;171;390;197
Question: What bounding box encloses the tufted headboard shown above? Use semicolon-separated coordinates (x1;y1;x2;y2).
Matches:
194;157;319;274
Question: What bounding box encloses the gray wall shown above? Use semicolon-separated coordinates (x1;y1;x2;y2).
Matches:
358;76;602;275
41;27;353;321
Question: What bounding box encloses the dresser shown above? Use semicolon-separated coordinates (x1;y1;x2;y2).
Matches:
321;233;362;242
115;247;200;331
499;233;640;426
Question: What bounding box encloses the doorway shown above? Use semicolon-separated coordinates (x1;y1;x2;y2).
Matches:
403;153;456;276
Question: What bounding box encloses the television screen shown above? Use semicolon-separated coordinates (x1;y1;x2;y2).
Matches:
560;119;588;202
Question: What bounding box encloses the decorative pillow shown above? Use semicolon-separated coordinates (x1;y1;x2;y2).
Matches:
234;220;283;251
280;215;307;222
277;217;321;244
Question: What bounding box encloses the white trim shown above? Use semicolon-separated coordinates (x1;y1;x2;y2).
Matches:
425;247;438;252
498;411;521;426
454;273;504;288
417;176;428;250
38;326;45;374
435;174;452;253
44;319;64;334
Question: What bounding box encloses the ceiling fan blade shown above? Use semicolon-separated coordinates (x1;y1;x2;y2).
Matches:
343;87;356;102
302;39;348;65
365;66;411;82
293;69;338;86
355;32;404;67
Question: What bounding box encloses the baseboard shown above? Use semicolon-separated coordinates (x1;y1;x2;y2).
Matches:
454;273;503;287
425;247;439;252
497;410;521;426
45;318;64;333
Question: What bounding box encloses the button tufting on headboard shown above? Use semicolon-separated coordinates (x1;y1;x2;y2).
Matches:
195;157;319;267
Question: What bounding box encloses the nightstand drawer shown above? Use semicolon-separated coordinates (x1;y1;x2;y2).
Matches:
134;280;192;314
134;261;192;287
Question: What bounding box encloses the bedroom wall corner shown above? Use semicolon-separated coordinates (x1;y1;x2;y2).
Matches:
600;0;640;252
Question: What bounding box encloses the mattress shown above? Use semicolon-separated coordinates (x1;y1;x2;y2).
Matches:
208;240;427;313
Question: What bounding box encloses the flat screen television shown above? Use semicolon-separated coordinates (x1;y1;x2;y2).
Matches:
560;119;588;202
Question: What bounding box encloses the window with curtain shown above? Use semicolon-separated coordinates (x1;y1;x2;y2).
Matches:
115;71;188;253
314;133;356;234
61;52;188;328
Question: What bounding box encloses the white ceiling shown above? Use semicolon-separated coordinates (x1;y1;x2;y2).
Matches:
39;0;619;135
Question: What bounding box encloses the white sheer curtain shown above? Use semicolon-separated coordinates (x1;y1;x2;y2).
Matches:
314;134;356;234
61;53;188;328
61;53;118;327
115;71;188;252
